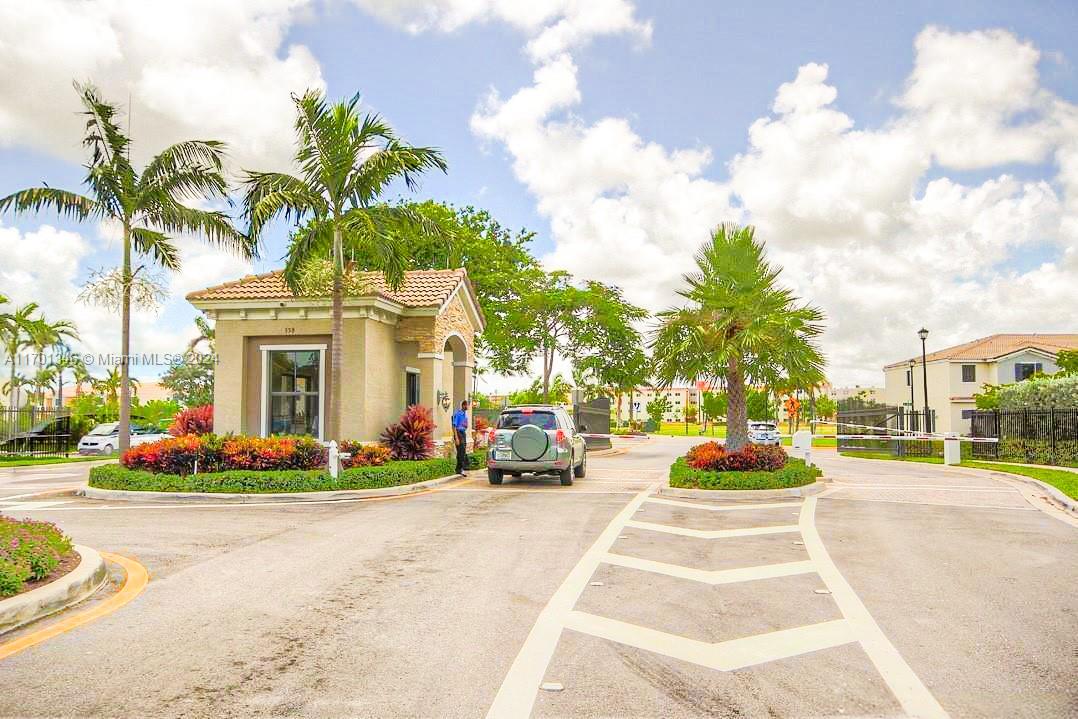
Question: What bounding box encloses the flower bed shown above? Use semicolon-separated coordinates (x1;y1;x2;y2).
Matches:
686;441;787;472
1;517;74;597
90;449;487;494
669;455;821;491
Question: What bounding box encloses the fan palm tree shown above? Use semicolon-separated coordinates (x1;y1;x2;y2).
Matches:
651;223;825;451
0;302;40;409
0;82;254;451
242;90;449;441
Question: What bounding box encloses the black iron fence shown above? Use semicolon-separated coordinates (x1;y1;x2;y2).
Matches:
0;407;74;457
970;408;1078;466
837;406;937;458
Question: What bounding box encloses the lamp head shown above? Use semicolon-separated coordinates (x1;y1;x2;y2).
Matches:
917;327;929;342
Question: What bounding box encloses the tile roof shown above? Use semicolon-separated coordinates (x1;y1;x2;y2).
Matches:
884;333;1078;368
186;268;468;308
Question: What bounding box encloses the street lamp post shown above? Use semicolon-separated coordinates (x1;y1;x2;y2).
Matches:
918;327;930;432
907;359;916;412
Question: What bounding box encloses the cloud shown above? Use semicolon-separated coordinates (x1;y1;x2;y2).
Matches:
462;16;1078;386
0;0;324;172
0;220;252;380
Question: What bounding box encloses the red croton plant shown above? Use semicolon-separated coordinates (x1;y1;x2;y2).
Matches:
685;441;787;472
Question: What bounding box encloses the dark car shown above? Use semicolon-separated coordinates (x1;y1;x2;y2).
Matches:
0;416;72;455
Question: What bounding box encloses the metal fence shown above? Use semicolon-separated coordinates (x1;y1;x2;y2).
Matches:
836;406;937;458
0;407;74;457
970;408;1078;466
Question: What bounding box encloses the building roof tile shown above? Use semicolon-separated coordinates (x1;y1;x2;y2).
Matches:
884;333;1078;368
186;268;468;308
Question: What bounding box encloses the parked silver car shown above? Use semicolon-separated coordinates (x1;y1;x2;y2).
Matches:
748;421;781;446
77;423;169;455
485;406;587;486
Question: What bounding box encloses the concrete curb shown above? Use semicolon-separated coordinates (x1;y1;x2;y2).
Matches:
0;545;108;635
79;472;464;504
657;479;829;500
985;473;1077;514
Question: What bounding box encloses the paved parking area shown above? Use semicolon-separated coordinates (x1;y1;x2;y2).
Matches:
1;437;1075;717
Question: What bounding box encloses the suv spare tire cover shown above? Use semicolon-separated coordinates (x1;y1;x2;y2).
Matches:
511;424;549;461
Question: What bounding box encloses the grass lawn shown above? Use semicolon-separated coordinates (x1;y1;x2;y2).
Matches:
837;452;1078;500
0;455;108;468
781;436;837;448
961;461;1078;500
650;422;727;437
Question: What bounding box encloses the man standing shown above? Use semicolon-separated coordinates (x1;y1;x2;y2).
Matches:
452;399;470;475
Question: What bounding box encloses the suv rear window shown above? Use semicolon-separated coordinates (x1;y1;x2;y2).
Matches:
498;411;558;430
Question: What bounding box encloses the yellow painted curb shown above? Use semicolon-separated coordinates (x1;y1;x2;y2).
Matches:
0;552;149;661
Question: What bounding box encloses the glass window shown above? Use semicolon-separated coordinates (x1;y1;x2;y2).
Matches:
906;370;912;386
1014;362;1042;381
267;349;321;437
961;364;976;382
405;370;420;407
960;409;975;419
497;411;557;430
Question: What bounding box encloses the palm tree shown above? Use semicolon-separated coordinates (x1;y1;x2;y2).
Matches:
49;351;85;409
1;374;33;410
0;83;254;451
27;318;78;408
0;302;40;409
93;367;138;407
71;358;93;399
651;224;825;451
242;90;449;441
186;315;215;354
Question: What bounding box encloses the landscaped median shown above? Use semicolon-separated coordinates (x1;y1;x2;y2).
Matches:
0;518;107;634
85;427;486;501
661;441;825;499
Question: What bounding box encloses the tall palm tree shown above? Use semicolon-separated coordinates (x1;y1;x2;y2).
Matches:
242;90;448;441
93;367;138;407
49;350;85;409
651;223;825;451
0;302;40;409
1;374;33;410
0;83;254;451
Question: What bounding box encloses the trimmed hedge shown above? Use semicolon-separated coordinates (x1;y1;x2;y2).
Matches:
669;456;822;491
89;449;489;494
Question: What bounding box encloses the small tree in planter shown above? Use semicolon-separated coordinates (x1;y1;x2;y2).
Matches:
381;405;436;460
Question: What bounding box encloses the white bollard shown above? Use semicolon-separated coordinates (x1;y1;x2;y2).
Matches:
943;433;961;466
328;440;340;479
792;429;813;465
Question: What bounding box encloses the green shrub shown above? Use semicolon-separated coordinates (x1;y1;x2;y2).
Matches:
669;456;821;490
998;438;1078;468
89;456;459;494
998;375;1078;409
0;517;74;597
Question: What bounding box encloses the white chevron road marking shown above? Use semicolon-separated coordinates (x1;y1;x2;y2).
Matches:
565;612;856;671
625;520;800;538
645;497;803;512
602;553;816;585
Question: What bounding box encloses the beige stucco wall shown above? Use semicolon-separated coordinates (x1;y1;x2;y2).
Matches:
208;290;479;443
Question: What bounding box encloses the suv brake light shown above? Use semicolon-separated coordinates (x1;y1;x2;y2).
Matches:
556;429;566;444
488;428;496;443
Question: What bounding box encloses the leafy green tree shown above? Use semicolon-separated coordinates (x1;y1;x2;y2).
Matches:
1056;350;1078;376
702;391;727;422
746;388;776;421
132;399;182;429
573;283;649;407
814;395;837;420
509;374;574;405
160;355;215;408
501;272;648;403
242;90;447;441
646;395;672;427
652;224;825;450
0;83;251;450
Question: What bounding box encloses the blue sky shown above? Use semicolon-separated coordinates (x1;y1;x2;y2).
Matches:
1;1;1076;390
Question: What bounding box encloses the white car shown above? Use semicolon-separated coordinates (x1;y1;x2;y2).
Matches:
77;423;170;456
748;421;781;446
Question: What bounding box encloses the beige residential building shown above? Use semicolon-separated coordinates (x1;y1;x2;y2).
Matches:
187;268;485;443
616;386;702;423
882;334;1078;434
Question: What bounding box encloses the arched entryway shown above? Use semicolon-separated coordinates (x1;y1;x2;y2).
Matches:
440;332;472;444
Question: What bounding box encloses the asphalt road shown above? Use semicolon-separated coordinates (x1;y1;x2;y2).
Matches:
1;438;1075;718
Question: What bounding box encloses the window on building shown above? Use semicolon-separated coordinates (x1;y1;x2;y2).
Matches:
905;369;912;386
961;364;976;383
960;409;975;419
1014;362;1042;381
405;369;420;407
265;348;321;438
